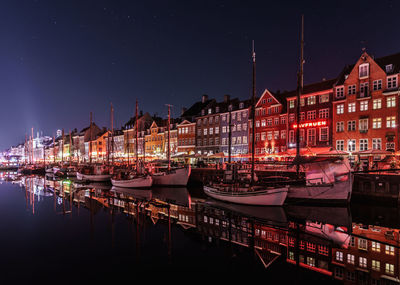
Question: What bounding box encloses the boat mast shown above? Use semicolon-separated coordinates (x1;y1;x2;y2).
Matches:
166;104;172;171
228;106;232;165
89;112;93;164
61;129;64;164
295;15;304;177
31;127;34;164
111;103;114;166
135;99;139;173
250;41;256;185
69;130;72;167
53;135;56;164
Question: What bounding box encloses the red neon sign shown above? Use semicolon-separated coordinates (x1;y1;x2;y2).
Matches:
293;120;327;129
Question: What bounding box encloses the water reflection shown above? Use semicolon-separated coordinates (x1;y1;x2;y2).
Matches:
2;171;400;282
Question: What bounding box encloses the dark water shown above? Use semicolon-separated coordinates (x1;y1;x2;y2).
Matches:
0;172;399;284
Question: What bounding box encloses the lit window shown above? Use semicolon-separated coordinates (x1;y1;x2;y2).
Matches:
386;263;394;275
387;96;396;107
372;260;380;271
307;96;316;105
373;99;381;109
387;116;396;128
385;245;395;256
360;101;368;111
359;257;367;268
372;118;382;129
336;251;343;262
337;104;344;114
347;254;355;264
348;102;356;112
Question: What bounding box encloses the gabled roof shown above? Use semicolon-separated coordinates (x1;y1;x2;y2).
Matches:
181;98;215;120
335;51;400;85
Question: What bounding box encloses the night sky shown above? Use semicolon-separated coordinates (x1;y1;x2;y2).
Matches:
1;0;399;150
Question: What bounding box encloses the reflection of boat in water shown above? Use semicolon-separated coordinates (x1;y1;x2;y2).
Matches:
111;186;152;201
204;200;287;227
151;187;190;207
74;181;112;191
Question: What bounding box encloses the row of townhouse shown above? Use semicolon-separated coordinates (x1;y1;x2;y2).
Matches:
17;50;400;163
253;51;400;160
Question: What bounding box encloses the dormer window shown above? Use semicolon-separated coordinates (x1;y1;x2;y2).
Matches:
359;63;369;78
239;102;244;109
228;104;232;111
208;108;212;114
201;109;205;116
216;106;220;113
386;64;393;73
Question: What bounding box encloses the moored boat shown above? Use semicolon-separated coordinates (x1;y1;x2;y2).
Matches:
152;166;190;186
77;165;111;182
204;184;288;206
287;157;353;205
111;174;152;188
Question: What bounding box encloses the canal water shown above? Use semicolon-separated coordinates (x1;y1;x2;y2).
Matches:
0;171;399;284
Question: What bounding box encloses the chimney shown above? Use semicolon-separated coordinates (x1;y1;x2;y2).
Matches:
224;94;230;103
181;107;187;116
202;94;208;103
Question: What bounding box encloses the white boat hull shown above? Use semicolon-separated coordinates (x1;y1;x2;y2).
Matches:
287;176;352;204
111;176;153;188
76;172;111;182
152;167;190;186
204;185;288;206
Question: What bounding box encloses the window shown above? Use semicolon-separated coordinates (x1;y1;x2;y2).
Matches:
347;254;355;264
348;102;356;113
372;260;380;271
281;116;286;125
215;127;219;134
387;116;396;128
299;112;305;122
337;104;344;114
335;267;344;279
360;82;369;97
373;99;381;109
359;63;369;78
336;121;344;132
307;128;316;146
336;87;344;98
387;96;396;107
274;118;279;125
372;118;382;129
372;138;382;150
289;130;295;143
319;94;329;103
262;119;267;127
336;251;343;262
266;119;272;126
289;100;295;109
387;142;395;151
386;263;394;275
336;140;344;151
385;245;395;255
203;129;207;135
373;79;382;90
360;100;368;111
386;64;393;73
300;98;305;107
318;245;329;256
307;96;316;105
307;110;316;120
348;85;356;95
348;120;356;131
360;139;368;151
281;130;286;139
359;119;368;132
209;127;213;135
320;127;329;141
359;257;367;268
306;257;315;267
289;114;295;123
319;108;329;119
387;75;398;89
348;139;356;152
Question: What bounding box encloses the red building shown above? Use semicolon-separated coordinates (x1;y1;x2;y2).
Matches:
333;52;400;166
253;89;288;158
286;79;336;152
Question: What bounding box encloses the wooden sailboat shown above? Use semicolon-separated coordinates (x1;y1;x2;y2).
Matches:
286;16;353;204
151;104;191;186
111;100;153;188
203;41;288;206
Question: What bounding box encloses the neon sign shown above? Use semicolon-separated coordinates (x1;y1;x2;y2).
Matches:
293;120;327;129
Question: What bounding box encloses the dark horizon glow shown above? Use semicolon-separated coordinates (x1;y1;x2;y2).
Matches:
1;0;399;149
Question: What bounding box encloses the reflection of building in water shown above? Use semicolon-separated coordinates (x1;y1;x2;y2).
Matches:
332;224;400;284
